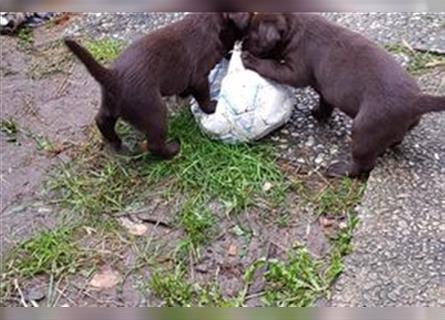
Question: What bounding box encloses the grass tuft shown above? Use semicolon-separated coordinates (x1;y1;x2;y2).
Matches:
85;38;126;65
315;178;365;216
178;197;216;248
0;118;19;143
149;265;193;306
244;248;324;307
3;227;83;278
385;43;445;75
17;26;34;49
149;264;235;306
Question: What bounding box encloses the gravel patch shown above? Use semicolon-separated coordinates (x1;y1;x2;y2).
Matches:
65;13;186;41
65;13;445;51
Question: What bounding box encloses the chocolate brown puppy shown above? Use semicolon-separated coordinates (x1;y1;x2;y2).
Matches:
65;13;251;158
242;13;445;178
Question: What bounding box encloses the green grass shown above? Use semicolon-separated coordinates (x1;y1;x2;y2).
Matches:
178;196;216;248
260;248;325;307
0;118;59;153
330;213;359;257
48;110;286;216
0;217;127;305
149;264;235;306
0;118;19;143
314;178;365;216
17;26;34;49
385;43;445;75
149;265;193;306
85;38;126;65
2;227;84;280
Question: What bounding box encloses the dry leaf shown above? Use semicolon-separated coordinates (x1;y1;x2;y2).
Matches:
89;266;121;289
228;244;237;256
119;217;148;236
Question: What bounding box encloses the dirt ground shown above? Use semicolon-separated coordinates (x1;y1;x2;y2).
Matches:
1;15;442;307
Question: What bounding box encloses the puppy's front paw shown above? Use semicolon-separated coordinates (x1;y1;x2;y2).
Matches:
164;140;181;159
201;100;217;115
107;142;132;156
312;106;331;123
326;161;370;180
241;51;259;71
326;161;350;178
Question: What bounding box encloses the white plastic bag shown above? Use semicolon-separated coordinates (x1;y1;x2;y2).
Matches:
191;43;296;144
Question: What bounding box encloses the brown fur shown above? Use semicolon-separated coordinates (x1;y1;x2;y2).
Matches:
242;13;445;178
65;13;251;158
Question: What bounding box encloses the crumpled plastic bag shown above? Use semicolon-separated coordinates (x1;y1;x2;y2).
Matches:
191;43;296;144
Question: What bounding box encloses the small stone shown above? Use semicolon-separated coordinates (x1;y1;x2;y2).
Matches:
296;158;306;164
262;182;273;192
305;136;315;147
26;287;46;302
314;154;324;165
338;221;348;230
119;218;148;236
37;207;52;214
195;264;209;273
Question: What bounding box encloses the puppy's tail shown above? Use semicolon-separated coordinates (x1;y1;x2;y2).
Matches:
64;38;114;87
415;94;445;114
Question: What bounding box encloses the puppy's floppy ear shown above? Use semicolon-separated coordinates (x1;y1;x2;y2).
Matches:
223;12;252;31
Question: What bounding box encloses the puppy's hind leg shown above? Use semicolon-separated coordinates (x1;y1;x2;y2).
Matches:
129;94;180;159
327;112;390;179
95;107;126;154
312;96;334;122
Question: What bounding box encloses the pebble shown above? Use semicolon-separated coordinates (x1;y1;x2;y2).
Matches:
25;287;46;302
314;154;324;165
305;136;315;147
